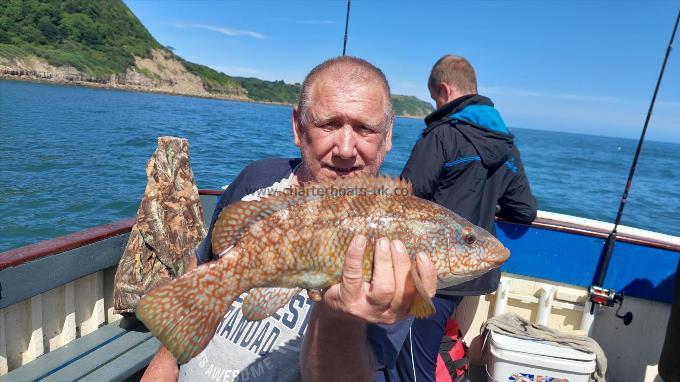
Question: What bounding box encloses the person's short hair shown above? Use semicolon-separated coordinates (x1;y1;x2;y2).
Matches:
298;56;393;131
428;55;477;96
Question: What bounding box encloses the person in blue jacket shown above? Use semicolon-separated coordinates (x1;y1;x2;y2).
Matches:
397;54;537;381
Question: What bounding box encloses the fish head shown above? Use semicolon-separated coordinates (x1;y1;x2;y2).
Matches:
434;220;510;289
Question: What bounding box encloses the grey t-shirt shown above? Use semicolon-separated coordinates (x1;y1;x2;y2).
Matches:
178;290;312;382
180;158;412;382
179;169;311;382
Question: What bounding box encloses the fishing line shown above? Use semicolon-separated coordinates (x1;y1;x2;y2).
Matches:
409;326;417;382
592;9;680;289
342;0;351;56
340;1;417;376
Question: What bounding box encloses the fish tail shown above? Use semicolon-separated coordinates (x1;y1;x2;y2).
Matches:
136;253;245;363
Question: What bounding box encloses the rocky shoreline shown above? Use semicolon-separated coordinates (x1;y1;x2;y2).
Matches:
1;52;427;119
0;69;294;107
1;71;426;119
0;51;277;105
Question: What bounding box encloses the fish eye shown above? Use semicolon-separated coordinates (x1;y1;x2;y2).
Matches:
464;233;476;245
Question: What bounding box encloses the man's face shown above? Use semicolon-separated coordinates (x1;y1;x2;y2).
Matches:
293;77;393;183
429;84;447;109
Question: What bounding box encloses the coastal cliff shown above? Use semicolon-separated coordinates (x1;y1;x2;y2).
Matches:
0;0;433;117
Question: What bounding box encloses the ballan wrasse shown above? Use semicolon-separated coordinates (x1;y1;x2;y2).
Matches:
136;176;510;363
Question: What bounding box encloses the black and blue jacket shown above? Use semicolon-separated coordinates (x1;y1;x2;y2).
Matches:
402;94;537;295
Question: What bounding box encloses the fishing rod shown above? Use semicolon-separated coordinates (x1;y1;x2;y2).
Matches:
342;0;351;56
587;9;680;326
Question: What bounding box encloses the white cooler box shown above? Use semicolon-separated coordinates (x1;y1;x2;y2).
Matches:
484;331;596;382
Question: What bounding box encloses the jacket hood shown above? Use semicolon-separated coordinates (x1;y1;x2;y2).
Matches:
424;95;514;168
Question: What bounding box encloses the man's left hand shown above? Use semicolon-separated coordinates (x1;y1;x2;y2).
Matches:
321;235;437;324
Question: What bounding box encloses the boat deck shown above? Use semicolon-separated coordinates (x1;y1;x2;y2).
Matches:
0;312;489;381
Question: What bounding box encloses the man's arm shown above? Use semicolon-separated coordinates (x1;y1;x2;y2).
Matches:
300;236;437;381
401;132;446;199
497;149;537;223
142;346;179;382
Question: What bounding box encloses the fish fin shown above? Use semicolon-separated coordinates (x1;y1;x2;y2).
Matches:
409;266;436;318
212;175;411;255
211;199;289;255
136;262;238;364
242;287;301;321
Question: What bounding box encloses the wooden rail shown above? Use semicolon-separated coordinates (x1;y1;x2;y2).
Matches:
0;219;135;272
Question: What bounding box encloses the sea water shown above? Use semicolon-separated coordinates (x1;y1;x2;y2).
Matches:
1;79;679;251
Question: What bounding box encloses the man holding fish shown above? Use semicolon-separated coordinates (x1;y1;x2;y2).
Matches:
140;56;509;382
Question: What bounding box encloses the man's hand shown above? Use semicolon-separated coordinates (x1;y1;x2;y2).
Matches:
141;346;178;382
300;235;437;381
321;235;437;324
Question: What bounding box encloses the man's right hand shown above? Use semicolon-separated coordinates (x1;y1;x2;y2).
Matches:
141;255;198;382
141;346;178;382
321;235;437;324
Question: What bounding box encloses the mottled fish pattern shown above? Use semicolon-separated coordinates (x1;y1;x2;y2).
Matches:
136;176;510;364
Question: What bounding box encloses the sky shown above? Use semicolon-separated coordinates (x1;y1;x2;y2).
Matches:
124;1;680;143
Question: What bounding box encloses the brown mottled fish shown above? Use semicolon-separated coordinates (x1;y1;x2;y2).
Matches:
135;176;509;363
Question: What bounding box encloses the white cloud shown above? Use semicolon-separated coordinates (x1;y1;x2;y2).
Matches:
658;100;680;108
480;86;542;98
211;66;260;75
552;93;624;104
273;17;337;25
485;86;680;142
293;19;337;25
481;85;679;109
172;23;265;39
480;86;629;104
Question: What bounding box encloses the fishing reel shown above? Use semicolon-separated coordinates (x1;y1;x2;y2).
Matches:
588;286;633;325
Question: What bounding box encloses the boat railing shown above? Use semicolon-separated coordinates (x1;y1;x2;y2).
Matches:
530;210;680;251
0;191;219;375
0;219;134;374
0;190;677;379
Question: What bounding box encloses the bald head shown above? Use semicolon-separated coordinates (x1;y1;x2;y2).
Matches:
298;56;393;130
428;55;477;97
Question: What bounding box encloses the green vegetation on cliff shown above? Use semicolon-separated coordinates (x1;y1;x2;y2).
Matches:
177;57;242;94
0;0;160;75
0;0;433;116
233;77;301;104
391;95;434;117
